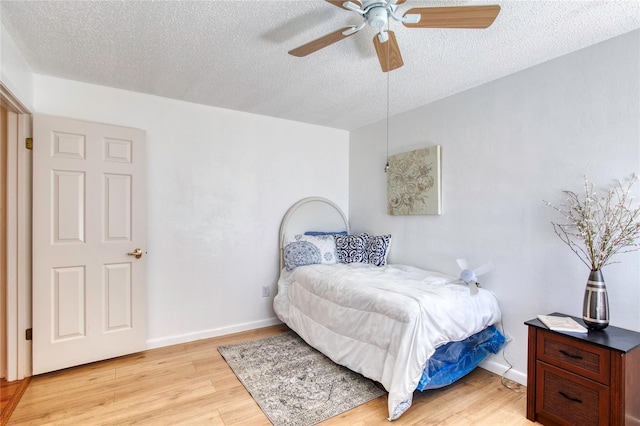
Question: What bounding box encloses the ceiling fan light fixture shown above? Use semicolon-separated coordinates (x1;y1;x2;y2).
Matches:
367;7;389;30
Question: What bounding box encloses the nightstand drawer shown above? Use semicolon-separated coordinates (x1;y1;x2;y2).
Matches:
536;362;609;426
537;329;610;384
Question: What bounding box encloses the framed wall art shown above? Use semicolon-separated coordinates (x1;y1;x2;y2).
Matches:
387;145;441;215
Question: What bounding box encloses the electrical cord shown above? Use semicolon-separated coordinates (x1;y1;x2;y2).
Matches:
498;331;523;393
492;295;524;393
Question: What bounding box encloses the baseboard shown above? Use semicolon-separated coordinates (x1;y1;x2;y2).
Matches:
145;317;283;350
480;359;527;386
145;320;529;388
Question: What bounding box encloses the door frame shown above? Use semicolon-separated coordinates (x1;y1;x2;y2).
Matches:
1;82;32;380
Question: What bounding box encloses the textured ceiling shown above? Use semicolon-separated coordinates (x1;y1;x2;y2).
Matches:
1;0;639;130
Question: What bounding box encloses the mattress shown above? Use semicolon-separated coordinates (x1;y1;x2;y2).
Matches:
273;262;502;420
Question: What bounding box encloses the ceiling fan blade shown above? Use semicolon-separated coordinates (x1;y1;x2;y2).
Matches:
403;5;501;29
473;262;494;276
456;258;469;271
325;0;362;10
373;31;403;72
288;27;356;57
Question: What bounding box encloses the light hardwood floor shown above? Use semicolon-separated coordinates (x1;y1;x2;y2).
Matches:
8;325;534;425
1;377;30;425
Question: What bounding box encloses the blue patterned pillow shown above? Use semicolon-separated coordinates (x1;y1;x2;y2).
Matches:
334;233;369;264
283;234;338;271
364;234;392;266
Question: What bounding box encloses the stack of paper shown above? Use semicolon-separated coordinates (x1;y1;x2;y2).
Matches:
537;315;588;333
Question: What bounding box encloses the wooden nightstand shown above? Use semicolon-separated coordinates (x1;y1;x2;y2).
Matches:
525;313;640;426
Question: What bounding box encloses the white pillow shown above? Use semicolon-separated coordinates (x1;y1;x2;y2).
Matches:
283;234;338;271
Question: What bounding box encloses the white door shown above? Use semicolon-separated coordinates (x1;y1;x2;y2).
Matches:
32;114;146;375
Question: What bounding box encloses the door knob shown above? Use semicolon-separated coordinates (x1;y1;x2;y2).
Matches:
127;248;143;259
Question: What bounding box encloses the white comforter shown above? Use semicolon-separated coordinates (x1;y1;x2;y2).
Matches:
273;263;501;420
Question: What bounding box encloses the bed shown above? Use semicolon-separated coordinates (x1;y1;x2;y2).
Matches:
273;197;504;420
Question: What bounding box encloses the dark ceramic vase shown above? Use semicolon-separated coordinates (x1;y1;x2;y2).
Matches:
582;269;609;330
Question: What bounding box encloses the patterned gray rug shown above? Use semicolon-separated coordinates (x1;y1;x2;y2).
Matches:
218;331;386;426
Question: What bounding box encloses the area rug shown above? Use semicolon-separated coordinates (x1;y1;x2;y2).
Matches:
218;331;386;426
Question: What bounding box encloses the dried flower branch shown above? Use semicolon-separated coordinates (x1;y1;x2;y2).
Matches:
544;174;640;271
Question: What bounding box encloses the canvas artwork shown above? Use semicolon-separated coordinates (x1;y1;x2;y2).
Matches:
387;145;441;215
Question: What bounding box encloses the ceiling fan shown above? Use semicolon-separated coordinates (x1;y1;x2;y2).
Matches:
288;0;501;72
454;258;494;295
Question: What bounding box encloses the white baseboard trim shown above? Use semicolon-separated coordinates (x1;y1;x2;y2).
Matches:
480;359;527;386
146;321;529;388
145;317;283;350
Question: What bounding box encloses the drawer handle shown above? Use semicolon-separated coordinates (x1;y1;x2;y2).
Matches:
559;391;583;404
559;349;583;360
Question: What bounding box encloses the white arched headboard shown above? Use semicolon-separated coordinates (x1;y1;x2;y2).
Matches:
279;197;350;269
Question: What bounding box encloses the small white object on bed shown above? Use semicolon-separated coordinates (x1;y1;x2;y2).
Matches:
273;197;502;421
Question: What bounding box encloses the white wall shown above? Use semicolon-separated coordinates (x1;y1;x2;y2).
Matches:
0;22;34;111
349;30;640;383
34;75;350;347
